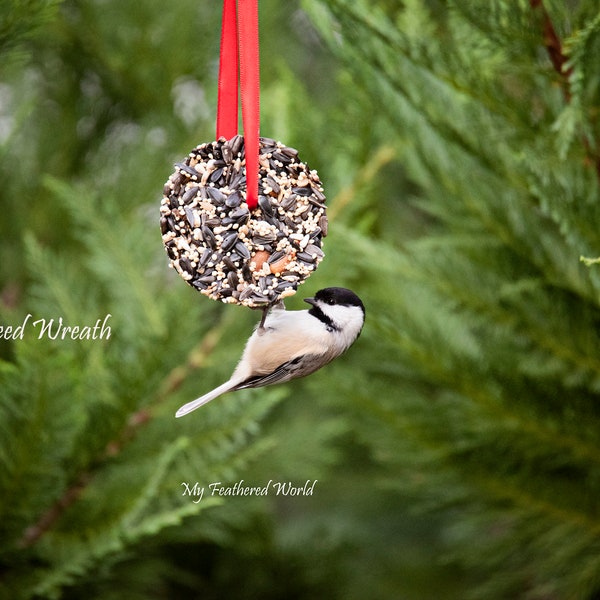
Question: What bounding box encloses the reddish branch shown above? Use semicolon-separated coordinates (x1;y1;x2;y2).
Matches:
18;409;152;549
530;0;600;178
19;474;92;548
530;0;572;86
18;323;225;548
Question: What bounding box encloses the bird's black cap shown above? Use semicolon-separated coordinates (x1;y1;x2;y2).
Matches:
305;287;365;314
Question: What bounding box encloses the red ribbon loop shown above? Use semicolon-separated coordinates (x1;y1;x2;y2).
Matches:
216;0;238;141
216;0;260;210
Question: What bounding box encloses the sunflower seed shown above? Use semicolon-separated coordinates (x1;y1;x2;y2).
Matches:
202;216;221;228
259;136;277;147
231;206;250;224
171;171;186;186
206;186;226;205
279;195;296;211
166;243;177;260
276;281;296;293
265;176;280;194
229;135;244;156
235;240;251;259
238;287;255;302
272;151;292;164
225;164;242;187
304;244;324;258
221;232;239;252
267;250;286;265
227;271;239;288
175;162;199;179
198;275;216;284
258;194;274;217
313;187;326;202
309;227;322;240
297;252;316;263
199;248;212;267
182;186;199;204
221;144;233;164
160;217;169;235
226;191;242;208
319;215;328;237
223;255;238;270
281;146;299;160
209;167;225;184
252;236;274;247
185;207;199;228
283;216;297;229
192;279;208;290
292;186;312;196
202;226;217;249
307;196;326;209
179;257;194;274
241;262;252;282
250;291;269;304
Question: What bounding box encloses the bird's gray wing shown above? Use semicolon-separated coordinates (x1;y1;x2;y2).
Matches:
234;353;325;390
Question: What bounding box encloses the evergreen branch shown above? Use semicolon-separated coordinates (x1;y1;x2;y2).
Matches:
428;269;600;378
562;13;600;178
17;316;229;549
106;314;231;457
580;255;600;267
530;0;600;179
328;145;396;221
42;176;167;337
120;437;190;531
18;473;92;549
386;327;600;468
0;0;62;62
322;0;600;296
481;476;600;538
323;0;524;178
363;393;600;539
529;0;572;89
154;311;234;401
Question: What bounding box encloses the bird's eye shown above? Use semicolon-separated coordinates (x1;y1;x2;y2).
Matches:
326;298;334;305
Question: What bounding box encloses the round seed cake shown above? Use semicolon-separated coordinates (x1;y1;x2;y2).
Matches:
160;135;327;307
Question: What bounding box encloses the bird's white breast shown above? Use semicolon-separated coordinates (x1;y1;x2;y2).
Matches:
233;309;330;378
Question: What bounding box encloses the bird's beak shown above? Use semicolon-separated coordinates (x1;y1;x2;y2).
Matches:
304;297;317;307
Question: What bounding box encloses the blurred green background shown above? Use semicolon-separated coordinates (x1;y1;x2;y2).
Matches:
1;1;600;598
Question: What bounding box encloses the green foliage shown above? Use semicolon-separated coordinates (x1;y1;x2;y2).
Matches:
304;0;600;597
1;0;600;598
0;0;61;64
0;172;284;598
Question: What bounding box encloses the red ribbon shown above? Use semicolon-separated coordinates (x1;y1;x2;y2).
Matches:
216;0;260;210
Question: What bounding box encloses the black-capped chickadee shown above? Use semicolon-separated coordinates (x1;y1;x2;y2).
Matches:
175;287;365;417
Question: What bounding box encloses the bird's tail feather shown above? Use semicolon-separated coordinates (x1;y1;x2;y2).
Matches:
175;380;236;417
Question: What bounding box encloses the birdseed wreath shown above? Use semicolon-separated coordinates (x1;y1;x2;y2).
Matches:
160;135;328;307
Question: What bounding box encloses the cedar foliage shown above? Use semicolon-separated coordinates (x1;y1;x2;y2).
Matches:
1;0;600;598
303;0;600;598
